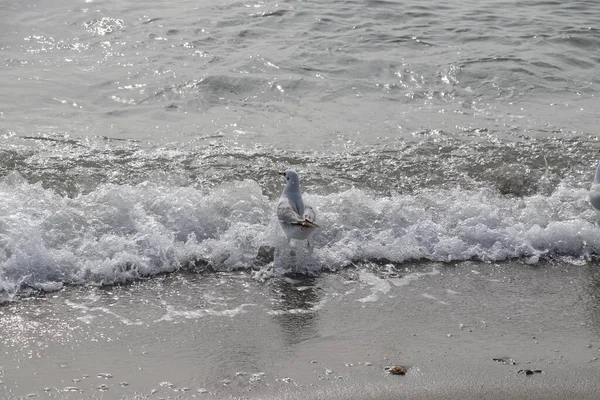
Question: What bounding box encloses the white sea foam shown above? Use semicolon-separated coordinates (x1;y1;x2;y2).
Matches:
266;297;329;315
357;270;392;303
389;268;441;287
0;171;598;301
65;300;144;326
155;303;253;322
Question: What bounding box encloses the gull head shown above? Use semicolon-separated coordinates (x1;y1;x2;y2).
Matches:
279;169;300;189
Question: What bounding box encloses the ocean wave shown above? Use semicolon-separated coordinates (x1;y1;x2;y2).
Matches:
0;169;597;302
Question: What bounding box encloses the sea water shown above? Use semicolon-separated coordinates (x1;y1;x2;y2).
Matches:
1;0;600;301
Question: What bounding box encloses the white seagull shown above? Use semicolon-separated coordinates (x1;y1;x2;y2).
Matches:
590;162;600;214
277;169;319;246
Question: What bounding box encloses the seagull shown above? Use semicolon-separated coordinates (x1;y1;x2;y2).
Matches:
277;169;319;247
590;162;600;213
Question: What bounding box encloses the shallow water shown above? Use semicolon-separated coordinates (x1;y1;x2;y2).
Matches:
1;263;600;399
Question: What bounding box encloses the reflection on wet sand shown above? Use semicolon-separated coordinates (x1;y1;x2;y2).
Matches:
585;265;600;337
270;276;321;346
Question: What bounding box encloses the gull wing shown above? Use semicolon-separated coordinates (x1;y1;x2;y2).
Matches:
278;198;319;228
304;205;317;223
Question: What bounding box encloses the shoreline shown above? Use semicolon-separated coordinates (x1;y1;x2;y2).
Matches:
1;262;599;399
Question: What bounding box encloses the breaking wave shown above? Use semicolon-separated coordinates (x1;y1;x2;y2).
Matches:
0;170;597;302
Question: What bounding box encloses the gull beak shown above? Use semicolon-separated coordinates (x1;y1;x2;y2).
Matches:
278;171;285;176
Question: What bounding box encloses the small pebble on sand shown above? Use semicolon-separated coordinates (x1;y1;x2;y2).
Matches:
387;366;407;375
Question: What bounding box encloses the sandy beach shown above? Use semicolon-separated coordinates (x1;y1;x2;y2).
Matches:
1;261;599;399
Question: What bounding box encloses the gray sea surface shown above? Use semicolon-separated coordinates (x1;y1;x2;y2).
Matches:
2;0;600;290
1;0;600;303
2;0;600;292
2;0;599;190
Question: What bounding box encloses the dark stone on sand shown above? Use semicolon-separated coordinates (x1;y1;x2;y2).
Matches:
518;369;542;375
255;245;275;265
387;366;407;375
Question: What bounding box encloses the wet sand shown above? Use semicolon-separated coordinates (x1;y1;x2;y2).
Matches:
1;261;600;399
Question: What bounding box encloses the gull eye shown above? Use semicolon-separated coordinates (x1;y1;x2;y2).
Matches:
287;177;290;181
283;172;286;176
